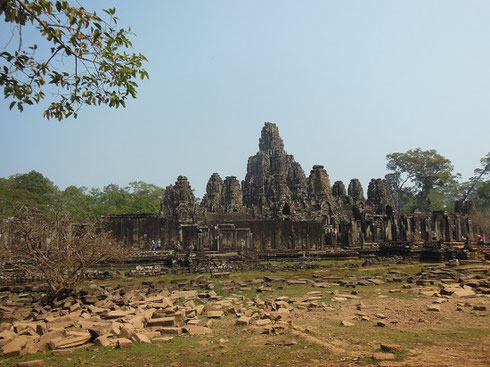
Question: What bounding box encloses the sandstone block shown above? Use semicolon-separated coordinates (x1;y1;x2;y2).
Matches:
147;317;176;327
116;338;132;349
235;317;251;326
160;327;183;335
380;343;400;352
206;311;224;319
17;360;45;367
2;336;29;357
340;320;354;327
94;336;111;347
48;334;91;350
132;333;151;343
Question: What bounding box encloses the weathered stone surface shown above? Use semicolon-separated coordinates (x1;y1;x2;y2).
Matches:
381;344;400;352
160;176;197;223
332;181;347;199
116;338;132;349
133;333;151;343
427;305;440;312
48;333;91;350
206;311;224;319
160;327;183;335
348;179;365;203
222;176;244;213
202;173;224;213
242;122;308;219
340;320;354;327
307;165;334;205
367;179;395;214
94;336;111;347
2;336;29;357
17;360;45;367
235;316;251;326
147;317;176;327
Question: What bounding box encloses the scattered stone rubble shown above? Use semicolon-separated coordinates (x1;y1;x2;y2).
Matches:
1;261;488;362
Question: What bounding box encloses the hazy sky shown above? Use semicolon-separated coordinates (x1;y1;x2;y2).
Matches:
1;1;489;197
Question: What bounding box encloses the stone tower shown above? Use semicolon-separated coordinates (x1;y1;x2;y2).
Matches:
160;176;196;222
242;122;308;218
201;173;224;213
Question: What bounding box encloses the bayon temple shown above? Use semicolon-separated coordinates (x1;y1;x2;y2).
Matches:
110;123;474;258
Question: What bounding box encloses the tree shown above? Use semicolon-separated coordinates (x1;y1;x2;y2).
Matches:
1;0;148;120
10;170;58;198
127;181;164;213
0;207;131;297
0;170;59;215
385;148;458;212
462;152;490;212
58;185;91;219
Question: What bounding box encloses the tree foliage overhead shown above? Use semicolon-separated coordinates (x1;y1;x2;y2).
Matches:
385;148;459;212
0;0;148;120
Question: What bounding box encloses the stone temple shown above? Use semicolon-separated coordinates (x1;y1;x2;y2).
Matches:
110;123;474;258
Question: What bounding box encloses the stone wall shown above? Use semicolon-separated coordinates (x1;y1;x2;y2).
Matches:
108;122;475;256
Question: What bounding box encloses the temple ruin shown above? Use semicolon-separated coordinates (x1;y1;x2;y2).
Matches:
110;122;474;260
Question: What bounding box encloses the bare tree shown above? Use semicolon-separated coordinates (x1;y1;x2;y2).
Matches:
0;208;131;297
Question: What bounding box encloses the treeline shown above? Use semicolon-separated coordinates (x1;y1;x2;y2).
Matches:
0;171;164;219
1;150;488;219
385;149;490;214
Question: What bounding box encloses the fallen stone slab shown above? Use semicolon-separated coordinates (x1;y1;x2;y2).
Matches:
132;333;151;343
380;343;400;352
440;285;476;298
427;305;441;312
0;330;17;346
255;319;272;326
102;310;130;320
473;305;487;311
147;317;177;327
2;336;29;357
235;316;251;326
94;336;111;347
206;311;224;319
48;334;91;350
160;327;183;335
290;330;344;355
116;338;132;349
17;360;45;367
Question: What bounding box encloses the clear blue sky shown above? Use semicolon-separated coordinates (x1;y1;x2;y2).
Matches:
1;1;489;197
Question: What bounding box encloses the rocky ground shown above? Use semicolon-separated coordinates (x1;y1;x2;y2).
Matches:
0;259;489;367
